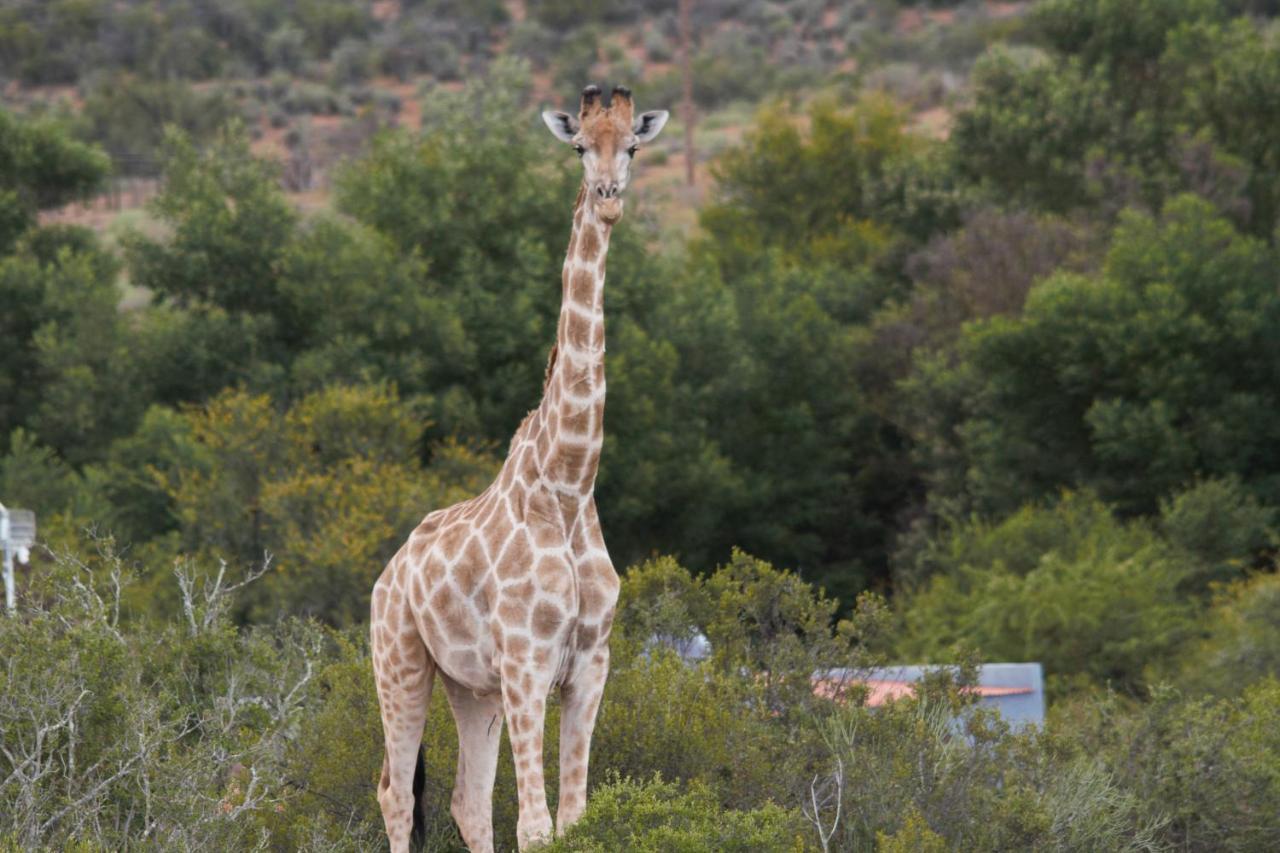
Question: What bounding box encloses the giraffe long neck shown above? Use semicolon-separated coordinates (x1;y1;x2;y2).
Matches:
535;185;612;496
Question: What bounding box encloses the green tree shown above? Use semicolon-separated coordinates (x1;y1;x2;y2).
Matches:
159;384;498;623
0;236;142;464
906;196;1280;520
1062;679;1280;852
127;124;295;318
1179;573;1280;697
701;94;955;274
335;61;638;443
546;777;806;853
0;108;108;252
954;0;1280;235
274;215;457;396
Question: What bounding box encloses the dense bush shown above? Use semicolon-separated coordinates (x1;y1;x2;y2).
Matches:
0;109;107;252
1058;679;1280;852
8;546;1277;851
1178;572;1280;697
905;195;1280;521
546;777;808;852
809;688;1162;851
895;492;1199;695
0;544;333;849
954;0;1280;235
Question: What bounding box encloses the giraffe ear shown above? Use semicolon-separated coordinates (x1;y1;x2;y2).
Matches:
633;110;669;143
542;111;580;144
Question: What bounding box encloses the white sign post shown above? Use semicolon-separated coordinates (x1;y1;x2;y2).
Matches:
0;502;36;615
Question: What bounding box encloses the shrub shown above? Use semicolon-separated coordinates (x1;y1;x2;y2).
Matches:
159;384;498;624
1060;679;1280;852
1158;476;1278;591
1179;571;1280;696
545;776;808;853
619;552;890;715
508;21;556;69
329;37;376;86
0;541;337;849
807;686;1162;851
591;648;794;811
895;492;1198;695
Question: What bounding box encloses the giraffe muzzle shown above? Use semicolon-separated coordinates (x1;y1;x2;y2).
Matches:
596;195;624;225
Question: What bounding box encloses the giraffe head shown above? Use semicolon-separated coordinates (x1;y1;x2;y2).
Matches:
542;85;669;226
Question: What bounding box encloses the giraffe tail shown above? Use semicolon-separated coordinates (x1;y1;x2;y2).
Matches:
410;743;426;848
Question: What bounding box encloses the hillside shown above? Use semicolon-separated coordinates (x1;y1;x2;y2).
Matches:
5;0;1033;236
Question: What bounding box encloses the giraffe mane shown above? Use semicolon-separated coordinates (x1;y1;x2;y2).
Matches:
542;342;559;392
505;343;560;457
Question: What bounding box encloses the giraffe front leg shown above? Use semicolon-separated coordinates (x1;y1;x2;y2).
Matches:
556;645;609;833
502;661;555;849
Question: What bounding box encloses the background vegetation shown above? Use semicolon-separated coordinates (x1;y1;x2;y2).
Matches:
2;1;1279;850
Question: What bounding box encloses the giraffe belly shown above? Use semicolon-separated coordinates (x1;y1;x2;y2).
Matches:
420;613;501;695
407;546;502;696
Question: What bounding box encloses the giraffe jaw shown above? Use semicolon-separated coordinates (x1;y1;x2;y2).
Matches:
596;197;624;226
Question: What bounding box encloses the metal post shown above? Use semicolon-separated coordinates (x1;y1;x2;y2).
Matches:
679;0;697;187
0;502;12;615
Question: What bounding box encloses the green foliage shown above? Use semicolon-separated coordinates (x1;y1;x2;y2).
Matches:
0;0;375;85
896;492;1198;695
870;208;1098;378
955;0;1280;234
274;641;407;849
702;550;856;702
275;214;453;395
127;124;296;317
607;554;891;810
0;108;107;252
1060;679;1280;852
1166;17;1280;236
0;236;141;464
1032;0;1222;70
593;648;794;811
612;252;910;597
0;539;337;849
545;776;808;853
907;196;1280;520
334;61;622;443
1179;572;1280;697
619;552;889;712
160;384;498;624
702;94;936;270
1;540;1276;852
812;687;1161;851
1159;477;1278;590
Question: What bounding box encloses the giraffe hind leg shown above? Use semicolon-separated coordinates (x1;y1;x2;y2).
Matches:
441;674;504;853
373;607;436;853
557;646;610;833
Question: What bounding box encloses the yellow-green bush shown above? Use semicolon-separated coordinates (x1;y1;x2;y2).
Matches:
545;776;809;853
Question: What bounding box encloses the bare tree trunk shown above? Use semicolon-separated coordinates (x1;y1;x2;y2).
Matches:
679;0;696;187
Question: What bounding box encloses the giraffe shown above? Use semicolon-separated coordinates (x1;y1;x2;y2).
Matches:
371;84;669;853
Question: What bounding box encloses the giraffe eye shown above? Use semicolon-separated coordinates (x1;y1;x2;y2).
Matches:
627;146;638;158
573;145;585;156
